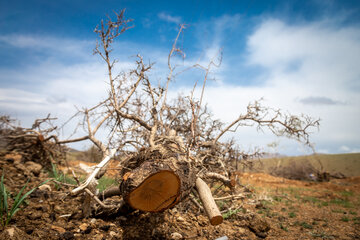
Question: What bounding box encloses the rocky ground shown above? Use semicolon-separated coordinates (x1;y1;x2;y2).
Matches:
0;153;359;239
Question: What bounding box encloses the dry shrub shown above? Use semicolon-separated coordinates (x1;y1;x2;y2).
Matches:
0;115;66;168
270;159;318;181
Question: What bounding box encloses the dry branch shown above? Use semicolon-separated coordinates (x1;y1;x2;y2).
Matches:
195;177;223;226
72;148;117;195
204;172;235;189
0;115;66;167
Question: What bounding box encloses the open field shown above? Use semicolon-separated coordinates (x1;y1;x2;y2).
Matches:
242;153;360;177
237;172;360;239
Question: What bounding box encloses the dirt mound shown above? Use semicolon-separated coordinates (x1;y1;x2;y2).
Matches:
0;153;265;239
1;153;359;239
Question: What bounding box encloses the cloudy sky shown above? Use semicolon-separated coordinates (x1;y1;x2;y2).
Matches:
0;0;359;155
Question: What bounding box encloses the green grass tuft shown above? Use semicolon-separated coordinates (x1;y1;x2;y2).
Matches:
330;198;354;208
288;212;296;218
0;174;50;229
97;176;118;193
222;208;241;219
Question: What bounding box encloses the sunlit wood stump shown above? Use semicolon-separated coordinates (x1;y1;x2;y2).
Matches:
120;145;196;212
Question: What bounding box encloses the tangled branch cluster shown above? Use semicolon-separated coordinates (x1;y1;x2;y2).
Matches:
0;115;66;168
59;10;319;179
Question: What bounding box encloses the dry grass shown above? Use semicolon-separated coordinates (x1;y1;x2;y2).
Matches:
243;153;360;177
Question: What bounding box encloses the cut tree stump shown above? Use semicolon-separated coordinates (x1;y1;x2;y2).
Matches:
123;169;180;211
120;143;196;212
118;134;224;225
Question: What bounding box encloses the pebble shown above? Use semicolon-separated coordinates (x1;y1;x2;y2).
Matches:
94;233;104;240
24;161;42;176
6;228;15;237
51;225;66;233
170;232;183;239
109;231;118;237
215;236;228;240
118;216;127;221
79;223;88;231
28;212;42;220
38;184;52;191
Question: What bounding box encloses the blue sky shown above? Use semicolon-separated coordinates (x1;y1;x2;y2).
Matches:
0;0;360;155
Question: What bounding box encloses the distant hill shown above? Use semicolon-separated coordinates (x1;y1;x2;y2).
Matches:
242;153;360;178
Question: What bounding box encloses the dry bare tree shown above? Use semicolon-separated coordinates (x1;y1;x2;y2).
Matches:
52;10;319;224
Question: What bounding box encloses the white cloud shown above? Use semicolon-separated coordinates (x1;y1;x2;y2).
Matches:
339;145;350;152
244;19;360;144
247;19;360;92
158;12;182;24
339;145;360;153
298;96;344;105
0;34;93;59
180;17;360;155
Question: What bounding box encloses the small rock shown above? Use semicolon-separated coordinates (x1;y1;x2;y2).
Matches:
28;211;42;220
94;233;104;240
177;216;185;222
24;161;42;176
255;202;265;209
7;227;15;237
0;226;28;239
117;216;127;221
54;205;62;212
248;215;270;238
237;227;246;234
170;232;183;239
90;218;97;224
79;223;88;231
38;184;52;191
109;231;118;238
4;153;21;163
51;225;66;234
215;236;229;240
